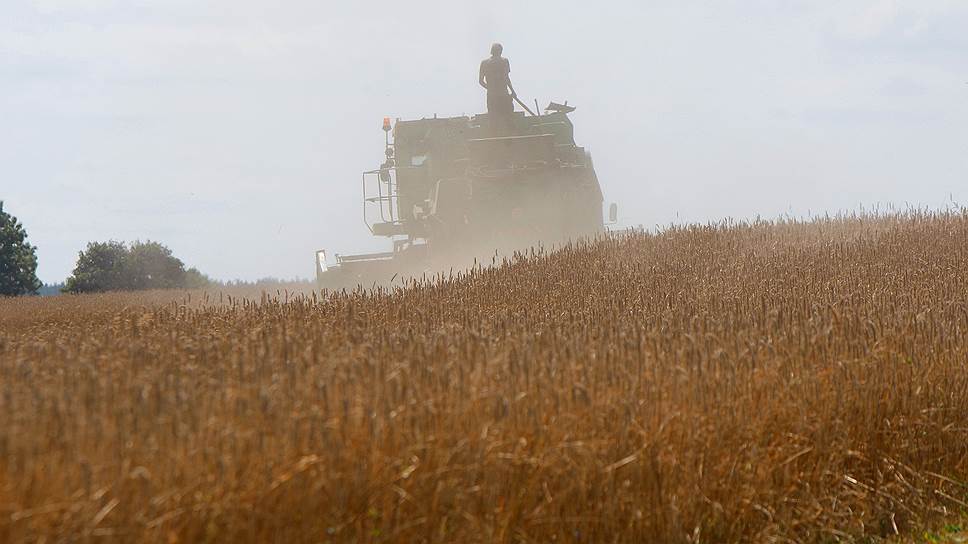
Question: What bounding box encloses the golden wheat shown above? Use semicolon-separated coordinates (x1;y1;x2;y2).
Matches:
1;211;967;543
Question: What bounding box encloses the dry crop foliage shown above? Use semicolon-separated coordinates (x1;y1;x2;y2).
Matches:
2;211;968;543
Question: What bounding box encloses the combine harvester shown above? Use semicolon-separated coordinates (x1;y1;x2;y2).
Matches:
316;102;616;289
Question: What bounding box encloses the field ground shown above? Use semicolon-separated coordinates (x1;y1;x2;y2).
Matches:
2;212;967;543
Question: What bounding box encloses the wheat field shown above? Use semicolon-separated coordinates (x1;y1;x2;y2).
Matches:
2;212;967;543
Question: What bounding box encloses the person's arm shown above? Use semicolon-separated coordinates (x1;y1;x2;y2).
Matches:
505;59;516;97
479;61;487;89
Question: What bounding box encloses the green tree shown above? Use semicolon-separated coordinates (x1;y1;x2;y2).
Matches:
64;240;211;293
0;201;42;296
184;267;213;289
125;241;187;290
64;241;129;293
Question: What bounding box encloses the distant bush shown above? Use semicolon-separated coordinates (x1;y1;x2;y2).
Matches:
184;267;213;289
64;240;212;293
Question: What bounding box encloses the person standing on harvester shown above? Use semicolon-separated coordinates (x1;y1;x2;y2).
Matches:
479;43;516;129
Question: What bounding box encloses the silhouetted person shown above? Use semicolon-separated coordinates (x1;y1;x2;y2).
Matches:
479;43;516;133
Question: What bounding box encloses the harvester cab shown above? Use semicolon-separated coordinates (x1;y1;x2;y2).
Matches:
317;106;609;289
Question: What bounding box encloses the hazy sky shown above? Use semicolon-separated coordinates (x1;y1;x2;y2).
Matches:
3;0;967;283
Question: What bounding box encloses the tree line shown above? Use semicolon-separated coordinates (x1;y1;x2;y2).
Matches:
63;240;211;293
1;201;211;296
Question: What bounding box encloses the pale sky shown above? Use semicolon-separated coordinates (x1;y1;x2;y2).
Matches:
3;0;967;283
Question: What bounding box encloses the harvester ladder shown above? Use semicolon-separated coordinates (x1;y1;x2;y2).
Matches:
362;168;401;234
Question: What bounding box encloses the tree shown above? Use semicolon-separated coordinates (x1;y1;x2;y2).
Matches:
38;283;66;296
125;241;187;290
0;201;42;296
64;240;211;293
63;241;129;293
184;267;213;289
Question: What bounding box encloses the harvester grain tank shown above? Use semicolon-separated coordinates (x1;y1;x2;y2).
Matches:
316;106;614;288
